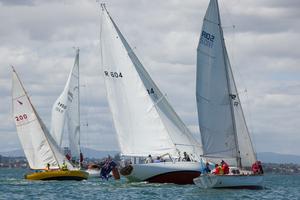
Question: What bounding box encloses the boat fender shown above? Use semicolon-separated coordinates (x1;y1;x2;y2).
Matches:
120;165;133;176
112;167;120;180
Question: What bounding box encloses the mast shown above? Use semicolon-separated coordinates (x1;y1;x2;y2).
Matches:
215;0;242;168
76;48;81;168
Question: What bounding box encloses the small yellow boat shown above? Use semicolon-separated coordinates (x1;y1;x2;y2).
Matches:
12;68;88;182
25;170;89;181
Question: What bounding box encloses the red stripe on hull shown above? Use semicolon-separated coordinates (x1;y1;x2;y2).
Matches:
145;171;200;185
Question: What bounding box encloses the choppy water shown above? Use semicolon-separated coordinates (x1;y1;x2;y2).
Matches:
0;169;299;200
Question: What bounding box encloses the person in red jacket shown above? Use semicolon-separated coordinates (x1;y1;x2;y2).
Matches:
221;160;229;174
252;162;259;174
252;161;264;174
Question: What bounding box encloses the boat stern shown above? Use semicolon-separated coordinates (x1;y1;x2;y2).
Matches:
25;170;89;181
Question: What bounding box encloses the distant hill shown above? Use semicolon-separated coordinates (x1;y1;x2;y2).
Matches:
81;147;119;159
257;152;300;164
0;148;119;159
0;149;24;157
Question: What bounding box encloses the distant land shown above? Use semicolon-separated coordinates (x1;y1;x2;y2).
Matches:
0;147;119;159
257;152;300;164
1;149;300;164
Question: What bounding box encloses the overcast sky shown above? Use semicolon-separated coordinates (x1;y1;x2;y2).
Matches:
0;0;299;155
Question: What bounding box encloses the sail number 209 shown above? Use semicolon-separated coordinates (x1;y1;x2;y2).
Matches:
15;114;28;121
104;71;123;78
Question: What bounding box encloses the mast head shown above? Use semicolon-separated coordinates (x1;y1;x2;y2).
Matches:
99;2;107;11
11;65;16;72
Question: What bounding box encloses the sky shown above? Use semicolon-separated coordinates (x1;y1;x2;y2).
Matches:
0;0;299;155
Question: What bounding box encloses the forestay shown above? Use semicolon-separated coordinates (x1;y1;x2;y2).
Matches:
50;49;81;160
12;68;74;170
100;6;202;159
196;0;256;167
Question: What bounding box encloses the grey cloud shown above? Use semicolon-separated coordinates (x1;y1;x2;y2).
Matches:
0;0;35;6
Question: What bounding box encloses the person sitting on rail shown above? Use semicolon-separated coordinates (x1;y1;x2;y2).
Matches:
45;163;50;171
252;161;264;174
203;162;211;173
145;155;153;163
221;160;229;174
257;161;264;174
183;152;191;162
61;160;68;171
212;164;224;175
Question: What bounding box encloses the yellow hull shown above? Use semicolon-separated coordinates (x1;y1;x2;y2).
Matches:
25;170;89;181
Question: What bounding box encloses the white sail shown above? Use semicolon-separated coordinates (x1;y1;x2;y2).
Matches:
66;50;81;160
50;49;81;160
12;68;74;170
226;49;256;167
100;6;202;158
196;0;256;167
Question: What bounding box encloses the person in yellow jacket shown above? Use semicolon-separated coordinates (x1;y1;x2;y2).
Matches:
61;160;68;171
218;165;224;175
212;164;224;175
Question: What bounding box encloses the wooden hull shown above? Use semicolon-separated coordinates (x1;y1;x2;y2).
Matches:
25;170;89;181
123;162;201;185
193;174;263;189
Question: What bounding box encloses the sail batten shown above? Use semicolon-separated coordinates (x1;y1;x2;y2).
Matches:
101;7;202;158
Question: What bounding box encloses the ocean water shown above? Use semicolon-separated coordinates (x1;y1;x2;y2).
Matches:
0;169;299;200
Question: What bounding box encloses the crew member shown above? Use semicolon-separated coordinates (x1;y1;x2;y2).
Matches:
45;163;50;171
203;162;211;173
145;155;153;163
183;152;191;162
212;164;224;175
221;160;229;174
61;160;68;171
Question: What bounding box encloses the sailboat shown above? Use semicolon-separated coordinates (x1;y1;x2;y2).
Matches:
193;0;263;188
12;67;88;181
51;48;82;168
100;4;203;184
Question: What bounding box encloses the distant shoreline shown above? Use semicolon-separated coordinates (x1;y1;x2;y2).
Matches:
1;155;300;175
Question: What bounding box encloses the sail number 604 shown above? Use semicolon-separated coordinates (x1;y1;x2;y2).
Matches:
104;71;123;78
15;114;28;121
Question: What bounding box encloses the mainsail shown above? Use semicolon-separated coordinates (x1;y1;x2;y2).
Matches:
100;5;202;159
12;67;73;170
196;0;256;167
50;49;81;161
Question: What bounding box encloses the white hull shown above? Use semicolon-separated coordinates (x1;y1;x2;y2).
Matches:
124;162;201;184
193;174;263;189
86;169;100;177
